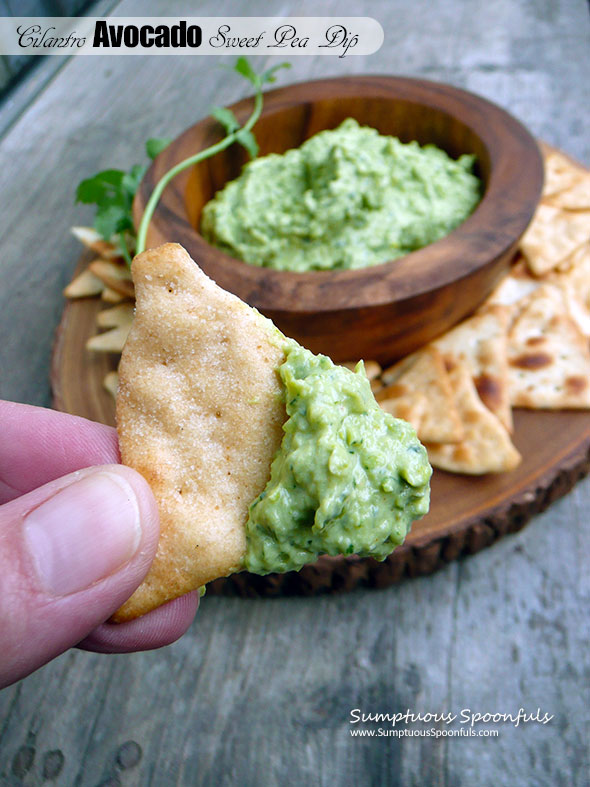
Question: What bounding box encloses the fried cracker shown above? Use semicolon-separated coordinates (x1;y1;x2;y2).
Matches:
114;243;287;621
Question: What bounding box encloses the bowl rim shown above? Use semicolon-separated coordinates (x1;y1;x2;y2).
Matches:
134;74;544;313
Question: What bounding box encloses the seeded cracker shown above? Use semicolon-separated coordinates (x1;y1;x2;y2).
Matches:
114;244;286;622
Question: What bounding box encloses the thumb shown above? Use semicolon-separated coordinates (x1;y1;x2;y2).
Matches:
0;464;159;687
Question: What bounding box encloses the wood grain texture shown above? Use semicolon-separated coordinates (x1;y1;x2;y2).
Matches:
136;75;543;363
1;1;590;786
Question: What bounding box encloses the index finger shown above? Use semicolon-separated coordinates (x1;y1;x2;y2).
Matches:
0;400;119;504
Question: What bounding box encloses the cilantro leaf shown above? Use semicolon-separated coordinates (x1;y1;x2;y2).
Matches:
146;137;172;160
236;128;259;159
260;62;291;85
94;203;132;239
77;56;291;259
76;169;125;205
211;106;240;134
234;56;259;86
122;164;147;199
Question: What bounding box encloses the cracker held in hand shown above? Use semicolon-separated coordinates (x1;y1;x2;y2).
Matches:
114;243;286;622
507;284;590;409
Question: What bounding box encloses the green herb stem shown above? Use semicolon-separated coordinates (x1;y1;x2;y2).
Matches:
136;89;263;256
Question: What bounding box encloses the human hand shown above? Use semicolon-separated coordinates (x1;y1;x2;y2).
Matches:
0;400;199;689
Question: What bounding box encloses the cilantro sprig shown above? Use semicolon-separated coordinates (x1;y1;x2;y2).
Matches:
75;58;290;263
75;137;172;265
135;58;290;255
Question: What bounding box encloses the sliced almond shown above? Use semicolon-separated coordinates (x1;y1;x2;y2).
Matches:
86;325;131;353
96;303;134;329
89;259;135;299
63;269;104;299
103;371;119;399
71;226;121;259
101;286;127;304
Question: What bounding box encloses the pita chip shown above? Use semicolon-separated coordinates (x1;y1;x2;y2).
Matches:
376;388;428;435
381;347;464;443
114;243;287;621
507;284;590;409
547;173;590;211
482;257;541;310
520;204;590;276
432;305;513;432
342;360;382;380
542;150;587;198
426;365;521;475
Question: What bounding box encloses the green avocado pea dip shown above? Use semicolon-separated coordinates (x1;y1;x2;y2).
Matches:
201;117;482;272
243;341;432;575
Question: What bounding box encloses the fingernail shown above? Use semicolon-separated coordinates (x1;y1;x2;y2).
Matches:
24;471;142;596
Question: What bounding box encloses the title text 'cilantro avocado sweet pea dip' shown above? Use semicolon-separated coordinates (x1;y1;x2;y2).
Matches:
243;343;432;574
201;118;482;272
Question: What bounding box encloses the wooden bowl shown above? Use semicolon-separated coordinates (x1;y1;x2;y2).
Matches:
134;75;543;364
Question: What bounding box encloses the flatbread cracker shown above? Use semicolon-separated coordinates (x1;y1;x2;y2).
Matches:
381;347;464;443
432;305;513;432
520;204;590;276
425;365;521;475
507;284;590;409
114;243;287;622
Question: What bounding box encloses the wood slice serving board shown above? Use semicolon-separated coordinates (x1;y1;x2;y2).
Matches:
51;251;590;597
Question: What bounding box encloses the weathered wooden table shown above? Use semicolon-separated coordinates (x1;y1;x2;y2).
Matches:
1;1;589;785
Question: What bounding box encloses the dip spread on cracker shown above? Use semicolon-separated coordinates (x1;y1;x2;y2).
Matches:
201;118;481;272
244;346;431;575
113;243;431;620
